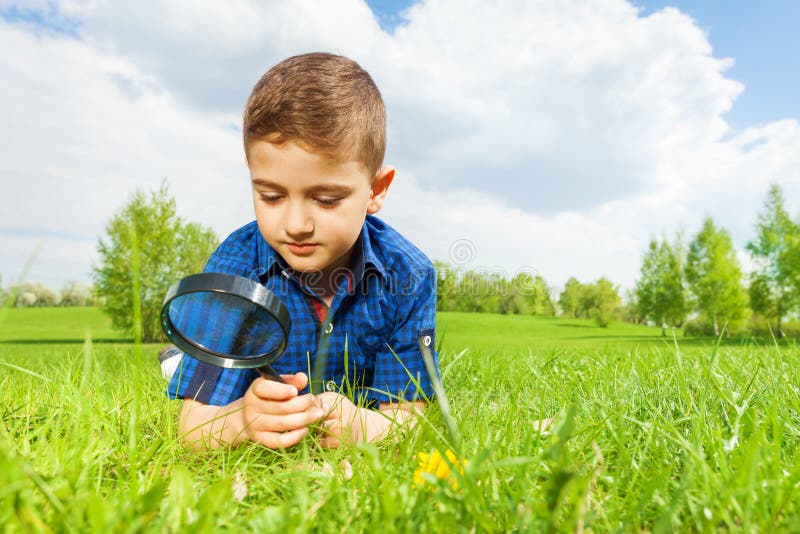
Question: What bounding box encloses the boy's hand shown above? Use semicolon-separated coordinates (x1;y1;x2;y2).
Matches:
315;393;422;448
241;372;325;449
316;392;363;448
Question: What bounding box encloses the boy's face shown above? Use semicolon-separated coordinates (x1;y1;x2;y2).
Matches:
248;139;393;278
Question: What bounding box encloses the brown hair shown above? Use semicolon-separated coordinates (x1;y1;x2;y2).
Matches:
243;52;386;177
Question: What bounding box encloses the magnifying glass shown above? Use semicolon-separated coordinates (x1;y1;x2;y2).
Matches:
160;273;290;383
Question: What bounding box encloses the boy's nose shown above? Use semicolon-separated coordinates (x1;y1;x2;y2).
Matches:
284;202;314;238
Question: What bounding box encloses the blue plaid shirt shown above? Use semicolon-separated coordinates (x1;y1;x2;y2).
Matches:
167;215;439;406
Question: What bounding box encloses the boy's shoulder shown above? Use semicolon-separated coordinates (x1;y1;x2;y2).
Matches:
204;221;263;275
364;215;433;277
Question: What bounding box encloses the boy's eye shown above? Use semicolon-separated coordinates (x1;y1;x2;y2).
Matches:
259;193;283;204
315;196;340;207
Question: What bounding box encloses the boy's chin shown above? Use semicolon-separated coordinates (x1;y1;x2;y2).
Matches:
282;255;328;275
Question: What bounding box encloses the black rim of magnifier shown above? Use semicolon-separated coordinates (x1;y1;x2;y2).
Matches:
160;273;290;370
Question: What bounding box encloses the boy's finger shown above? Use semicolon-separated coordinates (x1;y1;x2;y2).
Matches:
251;427;309;449
317;435;342;449
252;393;318;416
282;372;309;391
316;420;342;449
250;407;325;434
316;391;342;416
251;377;300;400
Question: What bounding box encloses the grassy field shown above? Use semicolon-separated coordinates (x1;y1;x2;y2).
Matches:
2;307;800;531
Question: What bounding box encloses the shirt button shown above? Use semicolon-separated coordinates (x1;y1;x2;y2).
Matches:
324;322;334;334
325;380;337;392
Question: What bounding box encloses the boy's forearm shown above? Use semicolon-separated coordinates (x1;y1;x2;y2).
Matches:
179;398;247;450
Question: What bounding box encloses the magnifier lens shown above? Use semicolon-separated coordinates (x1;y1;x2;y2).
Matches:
167;291;285;359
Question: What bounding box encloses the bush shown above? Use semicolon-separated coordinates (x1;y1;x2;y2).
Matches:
4;283;61;307
746;314;800;338
60;282;94;307
683;315;748;337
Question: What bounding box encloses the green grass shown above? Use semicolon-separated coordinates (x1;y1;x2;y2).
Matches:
0;306;124;343
2;308;800;531
437;311;675;353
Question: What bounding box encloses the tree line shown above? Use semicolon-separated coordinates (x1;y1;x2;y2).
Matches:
0;280;99;308
634;184;799;337
434;264;625;328
433;184;800;337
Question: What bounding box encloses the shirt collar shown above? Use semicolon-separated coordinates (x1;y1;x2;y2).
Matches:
358;217;387;283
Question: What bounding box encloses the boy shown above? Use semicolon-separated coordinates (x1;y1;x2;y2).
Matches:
167;52;439;450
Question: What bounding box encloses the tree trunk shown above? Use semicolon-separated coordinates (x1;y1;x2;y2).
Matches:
713;313;719;336
777;302;784;339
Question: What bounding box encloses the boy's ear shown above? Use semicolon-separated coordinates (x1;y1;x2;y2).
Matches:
367;166;395;214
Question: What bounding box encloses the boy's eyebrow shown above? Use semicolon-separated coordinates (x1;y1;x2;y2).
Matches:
251;178;353;194
251;178;285;190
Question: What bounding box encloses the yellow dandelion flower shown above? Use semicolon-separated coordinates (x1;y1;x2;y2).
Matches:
413;449;463;490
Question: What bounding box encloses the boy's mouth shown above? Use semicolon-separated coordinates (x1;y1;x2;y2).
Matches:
286;242;318;255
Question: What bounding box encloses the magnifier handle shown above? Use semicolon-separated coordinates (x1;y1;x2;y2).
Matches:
257;365;286;383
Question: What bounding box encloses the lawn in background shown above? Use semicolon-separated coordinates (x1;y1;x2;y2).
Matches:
0;306;124;343
2;307;799;531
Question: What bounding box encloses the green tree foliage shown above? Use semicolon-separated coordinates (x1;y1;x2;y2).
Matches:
434;261;458;312
580;277;621;327
92;184;218;342
746;184;800;337
620;289;642;325
636;236;687;336
685;217;747;336
558;277;584;318
433;263;555;316
530;275;555;316
499;273;555;316
497;272;528;315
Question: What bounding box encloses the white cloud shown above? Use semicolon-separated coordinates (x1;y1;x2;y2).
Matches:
1;0;799;294
0;19;248;285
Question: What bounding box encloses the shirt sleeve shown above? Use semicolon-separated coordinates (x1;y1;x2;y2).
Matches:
165;251;259;406
366;262;440;404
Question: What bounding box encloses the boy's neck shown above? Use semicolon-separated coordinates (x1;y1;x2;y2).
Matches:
298;245;357;306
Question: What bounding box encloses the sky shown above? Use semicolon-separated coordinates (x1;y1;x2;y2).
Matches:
0;0;798;295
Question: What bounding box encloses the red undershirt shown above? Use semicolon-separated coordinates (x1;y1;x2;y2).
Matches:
306;272;354;325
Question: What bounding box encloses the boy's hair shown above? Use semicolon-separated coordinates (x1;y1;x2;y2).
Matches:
243;52;386;177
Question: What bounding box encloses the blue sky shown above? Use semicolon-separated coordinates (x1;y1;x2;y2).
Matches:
0;1;798;292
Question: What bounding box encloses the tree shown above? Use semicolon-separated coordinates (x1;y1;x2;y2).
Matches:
581;277;621;327
93;184;218;342
685;217;747;336
558;277;584;318
434;261;458;312
746;184;800;337
498;272;530;315
636;236;687;336
4;282;60;307
499;273;555;316
620;289;642;324
60;281;93;307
